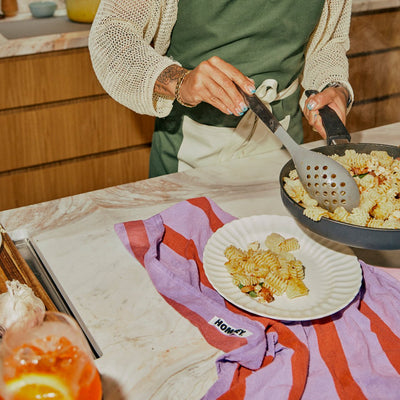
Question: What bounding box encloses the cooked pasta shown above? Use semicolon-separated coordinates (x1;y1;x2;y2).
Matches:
283;150;400;229
224;234;309;303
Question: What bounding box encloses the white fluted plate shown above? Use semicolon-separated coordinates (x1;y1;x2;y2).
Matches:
203;215;362;321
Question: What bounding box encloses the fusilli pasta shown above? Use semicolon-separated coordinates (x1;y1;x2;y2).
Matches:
224;234;309;303
283;150;400;229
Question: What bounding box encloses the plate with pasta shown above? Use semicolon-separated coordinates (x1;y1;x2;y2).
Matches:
203;215;362;321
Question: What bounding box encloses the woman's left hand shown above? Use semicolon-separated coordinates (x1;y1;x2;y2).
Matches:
303;86;349;139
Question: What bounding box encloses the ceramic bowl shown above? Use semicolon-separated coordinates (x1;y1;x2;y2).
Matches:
29;1;57;18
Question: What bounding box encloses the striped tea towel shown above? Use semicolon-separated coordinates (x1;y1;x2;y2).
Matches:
115;197;400;400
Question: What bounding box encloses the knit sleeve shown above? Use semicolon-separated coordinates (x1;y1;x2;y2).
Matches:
300;0;354;112
88;0;180;117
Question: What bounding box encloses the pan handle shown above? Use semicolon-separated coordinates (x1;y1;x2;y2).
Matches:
305;89;351;145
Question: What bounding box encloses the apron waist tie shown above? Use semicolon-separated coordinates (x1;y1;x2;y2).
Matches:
218;78;299;162
177;78;299;171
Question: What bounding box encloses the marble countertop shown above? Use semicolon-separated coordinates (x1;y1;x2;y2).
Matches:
0;122;399;399
0;0;399;58
0;6;89;58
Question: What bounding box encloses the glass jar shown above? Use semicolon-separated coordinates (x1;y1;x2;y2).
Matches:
1;0;18;17
65;0;100;23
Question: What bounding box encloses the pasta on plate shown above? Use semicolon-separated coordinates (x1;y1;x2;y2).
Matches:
224;233;309;303
283;150;400;229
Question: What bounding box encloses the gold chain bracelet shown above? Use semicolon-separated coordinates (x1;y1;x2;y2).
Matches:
175;70;195;108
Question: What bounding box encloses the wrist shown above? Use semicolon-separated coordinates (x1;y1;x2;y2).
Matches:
323;82;352;108
175;69;195;108
154;65;187;100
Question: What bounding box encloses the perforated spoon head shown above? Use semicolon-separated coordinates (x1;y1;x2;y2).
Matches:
295;151;360;213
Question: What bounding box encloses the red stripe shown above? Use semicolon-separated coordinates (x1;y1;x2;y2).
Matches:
124;220;149;267
163;225;248;352
217;321;308;400
271;321;308;400
163;296;247;353
187;197;225;232
217;365;252;400
313;317;366;400
359;300;400;374
123;218;248;353
163;225;214;289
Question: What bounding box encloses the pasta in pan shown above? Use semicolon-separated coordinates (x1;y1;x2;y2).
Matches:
224;234;309;303
283;150;400;229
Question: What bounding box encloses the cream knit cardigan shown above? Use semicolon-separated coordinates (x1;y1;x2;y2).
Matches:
88;0;353;118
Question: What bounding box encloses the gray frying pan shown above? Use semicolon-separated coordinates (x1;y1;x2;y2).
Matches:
279;91;400;253
280;142;400;250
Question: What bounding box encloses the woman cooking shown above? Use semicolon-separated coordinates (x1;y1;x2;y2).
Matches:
88;0;353;177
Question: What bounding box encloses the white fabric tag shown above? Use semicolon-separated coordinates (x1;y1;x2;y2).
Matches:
208;316;253;337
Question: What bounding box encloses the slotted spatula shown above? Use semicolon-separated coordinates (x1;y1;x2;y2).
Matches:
238;88;360;212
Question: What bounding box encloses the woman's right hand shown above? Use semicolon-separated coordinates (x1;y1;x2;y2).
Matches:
156;57;256;116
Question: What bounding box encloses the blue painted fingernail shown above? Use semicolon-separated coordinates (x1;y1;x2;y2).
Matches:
240;103;248;112
307;101;316;110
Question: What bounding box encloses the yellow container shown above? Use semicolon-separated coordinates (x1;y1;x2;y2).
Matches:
65;0;100;23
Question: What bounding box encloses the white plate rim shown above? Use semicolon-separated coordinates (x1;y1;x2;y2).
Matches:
203;215;362;321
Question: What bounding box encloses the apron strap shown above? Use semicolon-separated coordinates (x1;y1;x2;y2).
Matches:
244;77;299;131
218;78;299;162
177;79;299;171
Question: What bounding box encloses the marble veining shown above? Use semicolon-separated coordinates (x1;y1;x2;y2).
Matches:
0;123;400;399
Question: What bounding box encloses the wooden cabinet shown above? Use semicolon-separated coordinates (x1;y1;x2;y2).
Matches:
347;8;400;132
303;7;400;143
0;47;154;211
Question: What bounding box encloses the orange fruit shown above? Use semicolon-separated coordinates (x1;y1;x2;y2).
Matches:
5;372;73;400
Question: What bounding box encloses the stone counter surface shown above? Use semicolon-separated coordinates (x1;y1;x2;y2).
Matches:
0;122;399;399
0;0;399;58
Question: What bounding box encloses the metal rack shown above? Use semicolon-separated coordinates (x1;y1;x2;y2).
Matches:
14;238;102;359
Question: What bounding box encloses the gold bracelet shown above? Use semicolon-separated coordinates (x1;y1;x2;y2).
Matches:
175;70;195;108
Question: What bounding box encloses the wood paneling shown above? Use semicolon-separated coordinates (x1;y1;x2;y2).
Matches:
0;146;151;211
347;96;400;133
347;8;400;133
0;48;105;109
349;50;400;101
0;47;155;211
349;9;400;54
0;96;154;171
